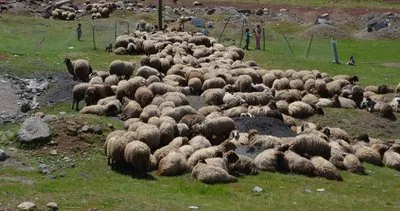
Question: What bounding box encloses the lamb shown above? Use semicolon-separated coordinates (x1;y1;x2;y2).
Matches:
72;83;91;111
64;58;93;82
282;150;315;176
84;84;115;106
109;60;135;79
310;156;342;181
254;148;285;172
291;134;331;159
124;141;151;172
191;161;237;184
157;151;188;176
343;154;365;174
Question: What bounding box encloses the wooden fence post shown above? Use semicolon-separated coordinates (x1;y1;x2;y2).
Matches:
306;34;314;58
218;15;232;43
114;22;117;40
238;18;245;48
282;33;293;56
262;28;266;51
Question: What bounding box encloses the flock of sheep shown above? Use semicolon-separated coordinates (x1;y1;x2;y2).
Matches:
50;1;117;20
66;29;400;184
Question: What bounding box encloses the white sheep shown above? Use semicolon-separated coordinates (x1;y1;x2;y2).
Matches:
64;58;93;82
124;141;151;172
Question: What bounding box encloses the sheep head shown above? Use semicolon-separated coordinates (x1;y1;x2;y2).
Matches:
84;86;100;106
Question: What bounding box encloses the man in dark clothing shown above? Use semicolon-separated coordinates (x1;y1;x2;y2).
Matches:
76;23;82;41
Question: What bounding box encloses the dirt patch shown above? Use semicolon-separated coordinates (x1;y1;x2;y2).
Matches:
44;72;78;104
0;77;23;122
233;117;296;137
354;26;400;40
0;51;9;61
300;24;349;39
28;117;109;156
381;63;400;68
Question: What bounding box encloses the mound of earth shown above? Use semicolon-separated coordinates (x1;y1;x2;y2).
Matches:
300;24;349;39
353;26;400;40
232;117;296;137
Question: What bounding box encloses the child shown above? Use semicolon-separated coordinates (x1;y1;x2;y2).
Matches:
243;28;251;50
347;56;355;65
76;23;82;41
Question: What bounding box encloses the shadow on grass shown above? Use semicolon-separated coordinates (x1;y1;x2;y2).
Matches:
110;162;156;180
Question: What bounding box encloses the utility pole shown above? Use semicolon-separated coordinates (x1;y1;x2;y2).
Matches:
158;0;162;30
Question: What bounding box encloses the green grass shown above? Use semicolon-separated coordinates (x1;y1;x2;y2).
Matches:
1;151;399;210
203;0;400;9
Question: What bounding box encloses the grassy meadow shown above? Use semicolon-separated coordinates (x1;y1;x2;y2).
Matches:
1;5;400;210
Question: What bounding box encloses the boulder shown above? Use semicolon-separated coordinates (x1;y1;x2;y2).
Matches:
0;149;6;161
18;117;51;143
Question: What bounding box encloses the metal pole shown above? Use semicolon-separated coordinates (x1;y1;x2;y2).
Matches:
114;22;117;40
92;23;97;50
262;28;266;51
158;0;162;30
306;34;314;58
218;15;232;42
282;33;294;56
127;22;130;34
332;38;340;64
237;18;244;48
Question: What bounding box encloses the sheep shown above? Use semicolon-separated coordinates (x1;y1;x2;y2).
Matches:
89;76;103;85
272;78;290;90
288;101;314;119
143;40;157;55
157;151;188;176
343;154;365;174
338;96;357;108
177;123;190;138
124;141;151;172
134;86;154;108
121;101;142;121
324;127;349;142
161;105;196;122
103;99;122;116
282;150;315;176
137;66;160;79
202;77;226;91
115;47;127;55
139;104;161;123
187;140;236;168
79;104;106;115
383;150;400;170
189;135;212;150
291;134;331;159
201;88;225;105
389;96;400;112
179;145;196;160
72;83;91;111
64;58;93;82
163;92;189;106
225;151;258;176
373;102;394;118
254;148;285;172
289;79;304;90
179;114;206;130
159;122;178;146
326;81;341;97
109;60;135;79
248;130;281;150
104;74;119;86
191;161;237;184
204;157;229;171
105;135;129;167
310;156;342;181
302;94;319;106
136;124;161;150
84;84;115;106
192;117;236;145
354;145;382;166
235;75;253;92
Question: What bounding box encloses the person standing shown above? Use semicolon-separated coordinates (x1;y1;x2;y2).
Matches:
76;23;82;41
254;24;261;50
243;28;251;50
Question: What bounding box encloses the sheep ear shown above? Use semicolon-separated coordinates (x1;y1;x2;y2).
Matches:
225;151;239;163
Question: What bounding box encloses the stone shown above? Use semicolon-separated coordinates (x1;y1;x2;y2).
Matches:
253;186;263;193
46;202;59;211
43;115;57;122
66;121;79;136
89;124;103;134
33;112;45;118
50;150;57;155
0;149;7;161
17;201;36;211
20;102;31;113
80;125;90;133
255;8;264;15
39;163;54;175
18;117;51;143
206;8;215;15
